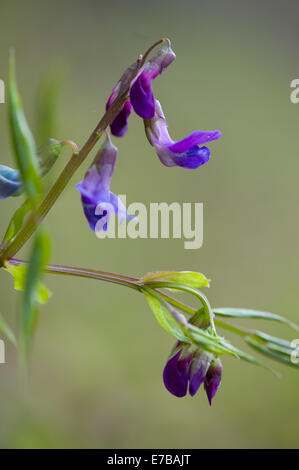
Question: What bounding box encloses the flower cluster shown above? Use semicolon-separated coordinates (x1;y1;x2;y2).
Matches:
163;341;223;404
77;41;221;231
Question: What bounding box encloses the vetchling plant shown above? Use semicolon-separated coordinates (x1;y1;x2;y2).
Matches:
0;39;298;405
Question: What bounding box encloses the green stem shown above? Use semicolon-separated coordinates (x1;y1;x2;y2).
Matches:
9;258;141;291
8;258;248;341
0;39;166;264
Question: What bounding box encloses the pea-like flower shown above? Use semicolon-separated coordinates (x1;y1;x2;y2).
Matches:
163;341;222;404
76;135;133;232
0;164;22;199
130;42;176;119
106;84;132;137
144;100;221;169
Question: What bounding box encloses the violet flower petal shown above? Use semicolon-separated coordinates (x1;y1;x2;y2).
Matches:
204;358;223;405
188;352;212;397
163;348;191;398
130;70;156;119
0;165;23;199
110;101;132;137
168;130;222;153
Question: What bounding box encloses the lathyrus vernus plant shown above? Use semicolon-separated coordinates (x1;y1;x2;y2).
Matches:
0;40;298;404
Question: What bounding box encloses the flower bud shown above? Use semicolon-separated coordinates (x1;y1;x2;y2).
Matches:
204;357;223;405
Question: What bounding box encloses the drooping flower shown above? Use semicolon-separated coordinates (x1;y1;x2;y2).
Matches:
163;341;214;399
106;83;132;137
76;134;133;232
0;164;22;199
204;357;223;405
144;100;221;169
130;42;176;119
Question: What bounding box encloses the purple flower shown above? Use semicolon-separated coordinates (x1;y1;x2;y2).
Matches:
130;43;176;119
145;100;221;169
76;135;133;232
163;342;213;398
204;357;223;406
0;165;23;199
106;84;132;137
188;350;213;397
163;343;192;398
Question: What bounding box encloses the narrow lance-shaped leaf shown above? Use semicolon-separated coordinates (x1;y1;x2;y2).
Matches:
0;313;17;347
144;291;190;343
141;270;210;288
228;342;279;376
144;290;238;356
9;49;43;204
245;336;299;369
2;199;33;245
213;308;299;331
19;228;51;366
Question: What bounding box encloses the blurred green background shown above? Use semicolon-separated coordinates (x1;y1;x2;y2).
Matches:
0;0;299;449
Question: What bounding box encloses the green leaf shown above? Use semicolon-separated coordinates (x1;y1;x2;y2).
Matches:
4;262;51;304
9;49;43;204
250;331;296;352
245;336;299;369
0;313;17;346
228;342;279;376
141;270;210;288
19;228;51;365
213;308;299;331
2;199;33;245
187;326;238;356
144;291;190;343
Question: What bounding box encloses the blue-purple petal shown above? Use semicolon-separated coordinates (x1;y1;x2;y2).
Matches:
168;130;222;153
163;349;190;398
0;165;23;199
130;71;156;119
188;353;212;397
156;145;210;169
110;101;132;137
204;359;223;406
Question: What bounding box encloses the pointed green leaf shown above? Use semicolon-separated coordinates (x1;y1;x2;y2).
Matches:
2;199;33;245
141;270;210;288
9;49;43;204
0;313;17;346
19;228;51;364
4;261;51;304
228;342;279;376
188;327;238;356
245;336;299;369
250;331;296;352
144;292;190;343
213;308;299;331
